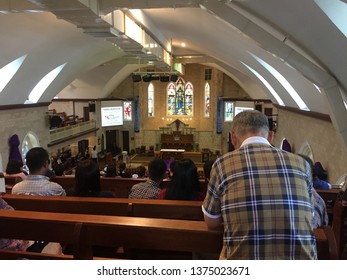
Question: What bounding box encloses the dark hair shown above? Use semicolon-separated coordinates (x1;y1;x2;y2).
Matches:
25;147;49;173
119;162;126;172
148;158;167;181
105;164;116;177
53;163;65;176
136;165;147;178
74;159;101;195
165;158;201;200
5;159;23;174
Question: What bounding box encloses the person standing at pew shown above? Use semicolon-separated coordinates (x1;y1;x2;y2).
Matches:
67;159;114;198
202;110;317;260
11;147;66;196
129;158;167;199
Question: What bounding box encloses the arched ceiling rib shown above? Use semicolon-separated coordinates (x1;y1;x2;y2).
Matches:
0;0;346;147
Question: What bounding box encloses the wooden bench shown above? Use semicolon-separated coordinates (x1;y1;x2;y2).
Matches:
1;194;203;220
0;210;222;260
50;176;208;198
317;188;342;202
331;200;347;258
0;209;338;260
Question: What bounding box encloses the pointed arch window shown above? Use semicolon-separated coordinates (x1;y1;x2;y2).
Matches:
204;82;210;117
166;77;193;116
225;101;233;122
148;82;154;117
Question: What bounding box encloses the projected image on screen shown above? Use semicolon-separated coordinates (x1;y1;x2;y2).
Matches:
234;106;253;116
101;106;123;127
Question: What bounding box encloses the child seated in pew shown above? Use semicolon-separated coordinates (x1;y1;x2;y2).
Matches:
67;159;114;198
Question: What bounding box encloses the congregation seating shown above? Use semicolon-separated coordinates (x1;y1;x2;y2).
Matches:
1;194;204;220
0;208;338;260
0;194;339;260
48;176;208;198
0;209;222;260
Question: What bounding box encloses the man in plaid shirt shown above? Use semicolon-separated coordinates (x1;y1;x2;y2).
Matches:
202;110;316;259
129;158;167;199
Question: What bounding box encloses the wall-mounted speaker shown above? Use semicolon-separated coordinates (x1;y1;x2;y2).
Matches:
142;75;152;82
170;74;178;82
89;103;96;112
160;76;170;82
132;74;142;82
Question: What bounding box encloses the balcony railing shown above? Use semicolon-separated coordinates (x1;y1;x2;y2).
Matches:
49;120;96;143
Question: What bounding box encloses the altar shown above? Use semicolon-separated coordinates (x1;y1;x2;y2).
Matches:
159;119;195;151
159;149;185;160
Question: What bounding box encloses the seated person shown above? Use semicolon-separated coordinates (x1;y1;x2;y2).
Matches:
103;163;118;177
12;147;66;196
158;158;205;201
0;197;62;254
0;198;29;251
53;163;65;176
67;159;114;198
134;165;147;178
118;162;132;178
129;158;167;199
4;159;27;181
299;154;329;227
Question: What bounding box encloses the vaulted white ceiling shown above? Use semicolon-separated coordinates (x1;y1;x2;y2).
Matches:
0;0;346;147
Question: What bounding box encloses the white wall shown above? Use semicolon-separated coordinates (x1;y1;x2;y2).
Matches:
0;106;50;169
273;108;347;183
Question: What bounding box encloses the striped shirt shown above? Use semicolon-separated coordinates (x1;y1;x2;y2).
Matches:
202;137;317;260
11;175;66;196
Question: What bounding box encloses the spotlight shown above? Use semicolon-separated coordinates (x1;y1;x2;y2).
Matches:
132;74;141;83
170;74;178;82
142;75;152;82
160;75;170;82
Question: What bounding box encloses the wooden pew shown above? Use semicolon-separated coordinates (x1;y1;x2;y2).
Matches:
2;194;131;216
1;194;203;220
317;188;341;202
331;200;346;258
51;176;208;198
0;209;338;260
0;210;222;260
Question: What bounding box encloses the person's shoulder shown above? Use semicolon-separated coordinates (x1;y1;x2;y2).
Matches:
0;198;13;210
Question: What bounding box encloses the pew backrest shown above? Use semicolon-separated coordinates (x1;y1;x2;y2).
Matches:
1;194;204;220
50;176;208;198
0;208;338;260
0;210;222;260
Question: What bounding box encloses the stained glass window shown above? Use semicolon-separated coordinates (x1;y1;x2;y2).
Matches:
204;82;210;117
225;101;233;122
148;82;154;117
124;101;132;121
166;77;193;116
